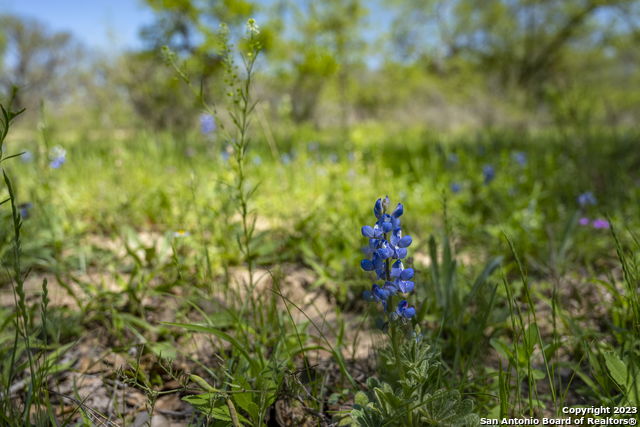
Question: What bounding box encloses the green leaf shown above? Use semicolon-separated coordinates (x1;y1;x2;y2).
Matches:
605;351;627;388
531;369;546;380
233;391;259;422
490;338;513;363
149;341;177;359
354;391;369;407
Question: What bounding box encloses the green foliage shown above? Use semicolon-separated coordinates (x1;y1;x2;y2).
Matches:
604;351;640;406
0;97;61;425
350;334;479;426
117;51;208;131
418;232;503;379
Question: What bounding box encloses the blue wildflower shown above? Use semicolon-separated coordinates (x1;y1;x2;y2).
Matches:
363;284;391;310
49;146;66;169
361;196;416;316
577;191;597;207
19;202;33;219
451;182;462;193
390;260;415;293
482;165;495;184
592;218;610;229
512;151;527;166
393;300;416;319
199;113;216;134
21;150;33;163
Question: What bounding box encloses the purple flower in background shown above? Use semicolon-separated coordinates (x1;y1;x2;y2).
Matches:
512;151;527;166
221;145;232;162
281;153;292;165
19;202;33;219
21;150;33;163
199;113;216;134
592;219;610;229
49;146;66;169
579;217;610;229
482;165;495;184
578;192;597;207
451;182;462;193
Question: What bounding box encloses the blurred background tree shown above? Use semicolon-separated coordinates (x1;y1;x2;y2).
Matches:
116;0;256;131
0;14;83;114
1;0;639;133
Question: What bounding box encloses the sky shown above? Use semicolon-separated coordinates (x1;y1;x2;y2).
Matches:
0;0;394;69
0;0;156;52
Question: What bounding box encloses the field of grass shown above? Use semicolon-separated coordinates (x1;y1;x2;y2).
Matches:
1;37;640;426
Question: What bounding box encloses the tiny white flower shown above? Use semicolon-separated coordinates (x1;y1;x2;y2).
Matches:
246;18;260;35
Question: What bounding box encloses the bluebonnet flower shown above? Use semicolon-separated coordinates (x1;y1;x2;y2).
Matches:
512;151;527;166
579;217;590;226
199;113;216;134
49;146;66;169
390;260;414;293
393;300;416;319
21;150;33;163
19;202;33;219
361;196;416;318
451;182;461;193
578;192;597;207
482;165;495;184
220;145;233;162
281;153;292;165
363;284;393;310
